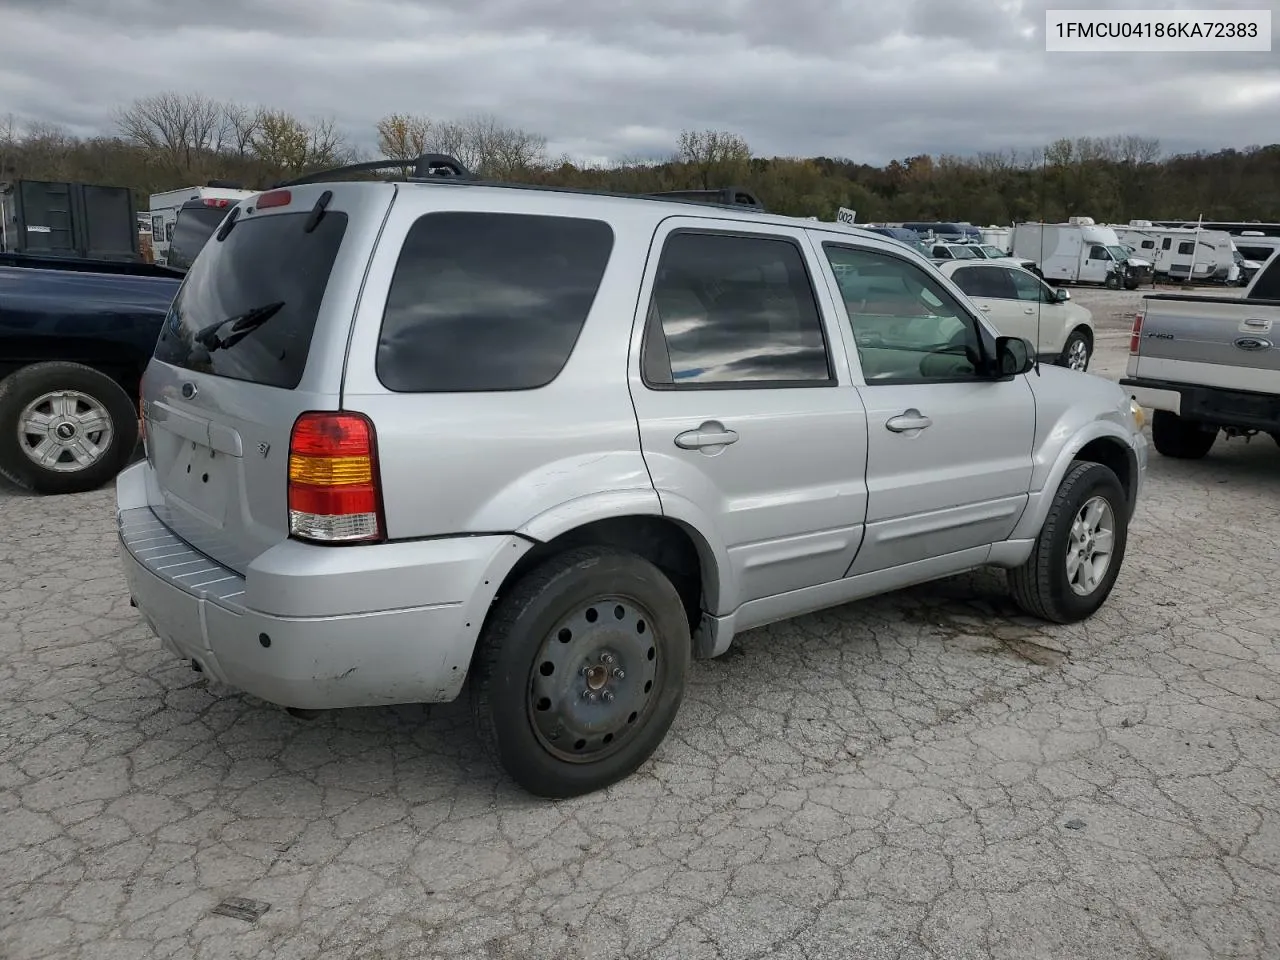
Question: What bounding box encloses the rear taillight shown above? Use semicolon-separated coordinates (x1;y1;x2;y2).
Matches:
1129;310;1144;354
287;413;384;544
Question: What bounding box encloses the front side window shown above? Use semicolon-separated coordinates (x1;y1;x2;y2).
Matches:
377;212;614;392
824;244;983;383
643;232;832;387
1088;244;1108;260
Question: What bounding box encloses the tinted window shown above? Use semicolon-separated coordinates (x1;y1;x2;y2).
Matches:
1140;240;1154;249
825;244;981;383
951;265;1017;299
1089;245;1108;259
376;212;613;392
167;205;228;271
1008;268;1051;302
1178;241;1194;255
1238;245;1276;262
1162;238;1172;250
153;211;348;389
1251;258;1280;299
644;232;831;387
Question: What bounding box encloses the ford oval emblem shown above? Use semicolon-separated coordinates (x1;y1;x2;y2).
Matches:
180;381;198;399
1233;337;1272;352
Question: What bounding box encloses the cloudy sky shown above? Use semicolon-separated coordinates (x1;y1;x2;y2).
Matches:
1;0;1276;165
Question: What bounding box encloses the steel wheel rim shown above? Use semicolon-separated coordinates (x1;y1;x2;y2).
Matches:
1066;495;1115;596
528;596;662;763
1068;339;1089;371
17;390;114;473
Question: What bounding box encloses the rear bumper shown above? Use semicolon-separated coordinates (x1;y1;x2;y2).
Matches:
1120;377;1280;432
116;462;532;710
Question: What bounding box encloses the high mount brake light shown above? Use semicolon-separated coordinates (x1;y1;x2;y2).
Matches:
202;198;232;208
287;413;385;544
256;189;292;210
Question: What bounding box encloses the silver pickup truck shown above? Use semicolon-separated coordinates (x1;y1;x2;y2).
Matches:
1122;254;1280;459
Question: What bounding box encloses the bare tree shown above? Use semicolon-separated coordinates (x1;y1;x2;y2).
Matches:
251;109;352;175
676;129;751;188
223;102;260;158
376;113;433;161
114;92;229;173
373;112;545;177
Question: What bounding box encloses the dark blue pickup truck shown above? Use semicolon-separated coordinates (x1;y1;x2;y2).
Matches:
0;254;183;493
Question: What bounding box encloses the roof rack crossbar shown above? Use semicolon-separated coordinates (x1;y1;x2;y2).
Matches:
646;187;766;211
275;154;473;188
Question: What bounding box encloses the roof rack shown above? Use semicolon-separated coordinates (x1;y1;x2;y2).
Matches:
275;154;473;188
647;187;765;211
272;154;769;213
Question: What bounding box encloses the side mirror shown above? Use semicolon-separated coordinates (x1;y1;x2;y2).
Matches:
994;336;1036;377
1054;287;1070;302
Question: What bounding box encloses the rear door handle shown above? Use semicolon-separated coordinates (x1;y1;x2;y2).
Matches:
979;304;991;311
1023;307;1035;314
886;410;932;433
674;422;739;450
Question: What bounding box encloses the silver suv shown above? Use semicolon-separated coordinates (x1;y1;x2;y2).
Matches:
117;156;1148;797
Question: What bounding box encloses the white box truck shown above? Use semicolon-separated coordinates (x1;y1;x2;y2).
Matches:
148;182;256;265
1011;218;1153;289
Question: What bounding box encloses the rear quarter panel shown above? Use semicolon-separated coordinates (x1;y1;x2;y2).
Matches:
339;187;662;541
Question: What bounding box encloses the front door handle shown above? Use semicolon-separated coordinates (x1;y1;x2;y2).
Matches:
979;304;991;312
1023;307;1035;314
674;422;739;450
886;409;933;433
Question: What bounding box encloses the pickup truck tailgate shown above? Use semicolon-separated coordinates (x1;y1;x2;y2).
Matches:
1129;294;1280;394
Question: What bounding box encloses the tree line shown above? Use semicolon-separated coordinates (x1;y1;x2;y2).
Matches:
2;92;1278;224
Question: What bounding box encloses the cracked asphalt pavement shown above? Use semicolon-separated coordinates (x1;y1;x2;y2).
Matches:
3;286;1278;959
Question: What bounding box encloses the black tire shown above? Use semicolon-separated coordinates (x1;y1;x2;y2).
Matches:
471;546;690;798
1008;461;1129;624
1151;410;1217;460
1057;329;1092;372
0;362;138;494
1104;273;1121;290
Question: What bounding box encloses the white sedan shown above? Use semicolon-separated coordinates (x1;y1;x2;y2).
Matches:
938;259;1096;371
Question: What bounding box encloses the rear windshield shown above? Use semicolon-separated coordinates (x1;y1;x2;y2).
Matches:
167;205;227;271
376;211;614;392
153;210;348;389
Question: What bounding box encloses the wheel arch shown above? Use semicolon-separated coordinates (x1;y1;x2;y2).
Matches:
1014;424;1139;538
482;512;727;664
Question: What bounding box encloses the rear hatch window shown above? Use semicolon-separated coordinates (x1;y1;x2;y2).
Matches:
154;209;348;389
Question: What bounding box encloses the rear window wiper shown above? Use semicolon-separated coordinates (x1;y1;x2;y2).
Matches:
193;301;286;352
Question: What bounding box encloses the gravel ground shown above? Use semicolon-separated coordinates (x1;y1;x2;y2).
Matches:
2;285;1277;960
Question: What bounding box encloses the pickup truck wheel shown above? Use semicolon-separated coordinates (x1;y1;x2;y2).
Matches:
1008;461;1129;624
1151;410;1217;459
0;362;138;495
1059;331;1091;372
471;546;690;798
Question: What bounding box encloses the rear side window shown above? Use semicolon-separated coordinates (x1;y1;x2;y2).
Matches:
952;265;1017;299
167;205;228;271
376;212;614;392
154;211;348;389
642;232;832;387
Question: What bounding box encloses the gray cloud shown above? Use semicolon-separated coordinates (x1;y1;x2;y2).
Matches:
1;0;1277;165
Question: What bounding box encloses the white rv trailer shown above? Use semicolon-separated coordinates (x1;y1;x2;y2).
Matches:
1010;218;1152;289
148;184;256;264
1114;221;1238;283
